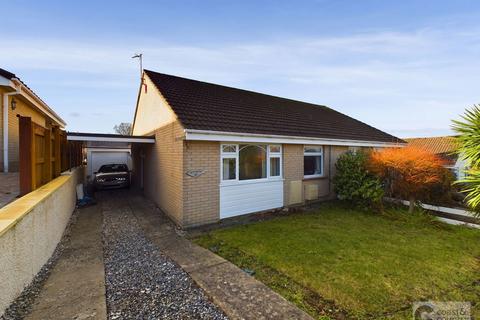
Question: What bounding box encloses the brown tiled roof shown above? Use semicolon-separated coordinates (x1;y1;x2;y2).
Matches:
0;68;15;80
405;136;459;165
144;70;404;144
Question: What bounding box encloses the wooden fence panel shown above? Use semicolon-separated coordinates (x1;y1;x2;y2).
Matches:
19;117;33;195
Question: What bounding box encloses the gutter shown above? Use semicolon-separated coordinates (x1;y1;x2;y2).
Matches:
2;83;22;172
184;129;406;148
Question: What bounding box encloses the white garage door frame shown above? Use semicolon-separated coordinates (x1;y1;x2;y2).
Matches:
86;148;132;177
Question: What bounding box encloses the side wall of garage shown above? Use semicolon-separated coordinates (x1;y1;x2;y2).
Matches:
140;121;185;226
132;73;186;225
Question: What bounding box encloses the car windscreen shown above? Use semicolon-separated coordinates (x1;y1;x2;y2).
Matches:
98;164;128;173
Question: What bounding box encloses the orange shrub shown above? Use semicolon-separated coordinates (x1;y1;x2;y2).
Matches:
369;147;446;212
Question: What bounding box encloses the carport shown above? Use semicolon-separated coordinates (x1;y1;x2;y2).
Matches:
66;132;155;187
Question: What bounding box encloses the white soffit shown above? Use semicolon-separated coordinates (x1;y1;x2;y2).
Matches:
184;129;405;148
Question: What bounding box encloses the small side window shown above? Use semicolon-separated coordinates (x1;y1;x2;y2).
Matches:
304;146;323;177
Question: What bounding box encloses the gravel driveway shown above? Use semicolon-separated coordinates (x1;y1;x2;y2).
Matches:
101;195;227;320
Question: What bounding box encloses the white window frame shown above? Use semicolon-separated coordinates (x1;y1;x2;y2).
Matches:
304;145;324;178
221;144;238;181
220;143;283;184
269;145;282;178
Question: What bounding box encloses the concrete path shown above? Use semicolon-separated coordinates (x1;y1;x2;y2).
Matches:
127;193;312;320
0;173;19;208
26;205;107;320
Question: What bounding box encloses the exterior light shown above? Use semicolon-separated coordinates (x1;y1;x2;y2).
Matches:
11;98;17;110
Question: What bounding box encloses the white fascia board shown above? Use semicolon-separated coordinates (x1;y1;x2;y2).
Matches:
86;148;132;152
184;129;405;148
67;136;155;143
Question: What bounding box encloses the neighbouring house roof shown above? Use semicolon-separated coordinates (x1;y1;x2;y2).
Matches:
0;68;15;80
143;70;404;144
405;136;459;165
0;67;66;127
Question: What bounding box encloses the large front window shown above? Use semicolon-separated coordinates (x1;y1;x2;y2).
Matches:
239;144;267;180
304;146;323;177
221;144;282;182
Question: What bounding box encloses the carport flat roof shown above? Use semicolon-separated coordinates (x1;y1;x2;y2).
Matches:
67;132;155;143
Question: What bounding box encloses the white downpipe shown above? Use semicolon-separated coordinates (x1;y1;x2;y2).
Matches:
2;85;22;173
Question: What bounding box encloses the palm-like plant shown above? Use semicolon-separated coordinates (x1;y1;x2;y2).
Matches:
452;104;480;216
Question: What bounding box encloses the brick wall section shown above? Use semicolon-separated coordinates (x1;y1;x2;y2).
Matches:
183;141;220;227
142;120;184;225
283;144;350;205
283;144;304;205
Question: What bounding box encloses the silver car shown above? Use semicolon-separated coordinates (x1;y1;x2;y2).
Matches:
93;164;131;190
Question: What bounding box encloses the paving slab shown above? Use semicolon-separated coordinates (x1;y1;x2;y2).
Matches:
25;205;107;320
0;173;19;208
192;262;311;320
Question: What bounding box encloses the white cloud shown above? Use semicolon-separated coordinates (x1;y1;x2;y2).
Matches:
1;27;479;136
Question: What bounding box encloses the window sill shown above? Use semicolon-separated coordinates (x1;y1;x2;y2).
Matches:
303;175;326;181
220;178;284;187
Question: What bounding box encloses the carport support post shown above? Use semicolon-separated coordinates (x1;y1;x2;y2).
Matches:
44;125;52;183
19;116;33;196
53;126;61;177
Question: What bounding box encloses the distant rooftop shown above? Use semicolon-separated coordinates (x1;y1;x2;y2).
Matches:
405;136;459;164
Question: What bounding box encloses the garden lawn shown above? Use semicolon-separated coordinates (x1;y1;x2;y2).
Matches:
194;204;480;319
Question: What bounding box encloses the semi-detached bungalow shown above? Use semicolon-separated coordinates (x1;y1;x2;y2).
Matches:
131;70;404;228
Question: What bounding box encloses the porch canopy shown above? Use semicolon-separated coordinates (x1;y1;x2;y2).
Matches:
67;132;155;187
66;132;155;144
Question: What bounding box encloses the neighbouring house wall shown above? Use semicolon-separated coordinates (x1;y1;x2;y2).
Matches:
142;121;185;225
0;87;5;171
9;96;47;172
132;75;178;136
453;156;468;179
283;144;349;206
183;140;220;227
1;88;49;172
0;166;84;317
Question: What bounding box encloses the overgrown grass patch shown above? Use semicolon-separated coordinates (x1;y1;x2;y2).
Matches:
193;203;480;319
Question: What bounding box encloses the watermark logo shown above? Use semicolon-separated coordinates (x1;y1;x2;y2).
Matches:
413;301;470;320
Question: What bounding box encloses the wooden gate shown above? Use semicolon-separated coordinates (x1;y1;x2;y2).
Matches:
18;116;82;196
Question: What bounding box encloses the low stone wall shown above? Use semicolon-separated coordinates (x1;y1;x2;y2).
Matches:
0;166;84;316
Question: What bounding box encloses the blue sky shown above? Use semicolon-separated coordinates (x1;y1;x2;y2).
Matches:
2;0;480;137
